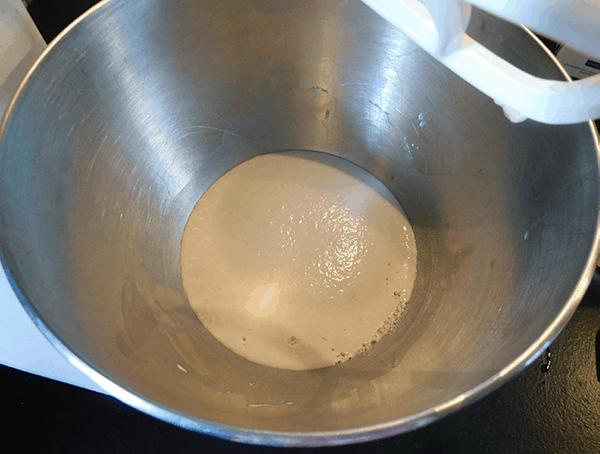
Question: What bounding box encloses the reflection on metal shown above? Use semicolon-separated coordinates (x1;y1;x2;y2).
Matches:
541;349;551;374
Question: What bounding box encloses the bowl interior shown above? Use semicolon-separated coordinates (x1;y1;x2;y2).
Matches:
0;0;598;445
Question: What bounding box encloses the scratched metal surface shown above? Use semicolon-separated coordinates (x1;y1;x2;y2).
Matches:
1;0;599;449
4;276;600;452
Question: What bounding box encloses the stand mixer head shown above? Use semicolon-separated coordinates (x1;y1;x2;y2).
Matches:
363;0;600;124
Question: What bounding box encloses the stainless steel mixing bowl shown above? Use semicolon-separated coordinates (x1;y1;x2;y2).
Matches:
0;0;598;447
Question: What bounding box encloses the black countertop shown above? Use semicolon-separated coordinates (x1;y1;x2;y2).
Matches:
4;1;600;452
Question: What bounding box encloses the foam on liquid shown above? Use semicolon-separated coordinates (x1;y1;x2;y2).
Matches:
180;151;417;370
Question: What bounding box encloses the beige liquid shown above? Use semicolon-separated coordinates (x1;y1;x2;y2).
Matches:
180;151;417;370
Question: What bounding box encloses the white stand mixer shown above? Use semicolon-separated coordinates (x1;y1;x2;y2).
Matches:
0;0;598;393
0;0;104;392
363;0;600;124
